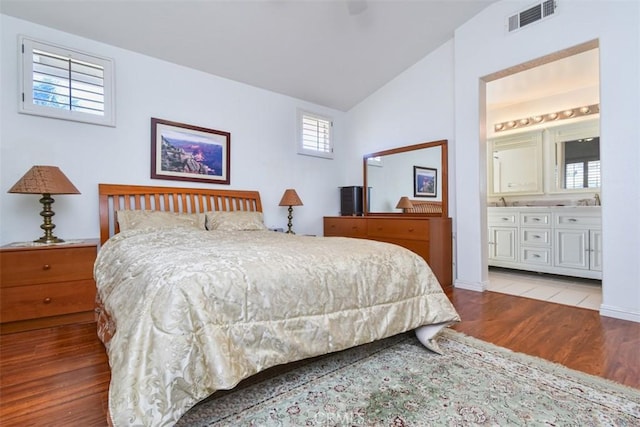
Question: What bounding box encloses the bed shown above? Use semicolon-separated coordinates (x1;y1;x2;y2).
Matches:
94;183;460;427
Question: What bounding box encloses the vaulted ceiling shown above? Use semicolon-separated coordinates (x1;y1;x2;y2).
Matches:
2;1;598;112
1;0;497;111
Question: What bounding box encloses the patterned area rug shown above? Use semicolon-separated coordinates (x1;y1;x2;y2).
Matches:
177;329;640;426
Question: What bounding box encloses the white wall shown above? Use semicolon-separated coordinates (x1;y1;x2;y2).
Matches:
454;0;640;321
0;15;346;244
345;39;457;203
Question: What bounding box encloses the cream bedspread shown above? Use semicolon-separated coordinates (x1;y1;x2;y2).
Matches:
94;228;460;427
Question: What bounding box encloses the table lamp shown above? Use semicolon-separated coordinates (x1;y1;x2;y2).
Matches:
396;196;414;213
8;165;80;243
278;189;303;234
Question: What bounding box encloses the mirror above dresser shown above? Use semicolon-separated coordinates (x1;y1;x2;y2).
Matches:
363;139;448;217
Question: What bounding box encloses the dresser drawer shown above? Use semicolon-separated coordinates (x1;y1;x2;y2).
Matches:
323;217;367;238
0;279;96;323
367;219;429;241
0;246;96;287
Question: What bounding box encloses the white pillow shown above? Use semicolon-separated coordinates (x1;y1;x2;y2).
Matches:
206;211;267;231
117;210;206;231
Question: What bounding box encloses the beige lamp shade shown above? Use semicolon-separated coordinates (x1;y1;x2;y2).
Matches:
8;166;80;195
8;165;80;244
279;189;303;206
395;196;414;210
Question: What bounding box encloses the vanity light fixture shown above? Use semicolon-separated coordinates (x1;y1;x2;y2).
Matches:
494;103;599;133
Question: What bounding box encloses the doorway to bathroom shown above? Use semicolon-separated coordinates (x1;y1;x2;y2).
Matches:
483;41;602;309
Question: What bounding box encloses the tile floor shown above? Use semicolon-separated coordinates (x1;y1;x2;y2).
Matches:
487;267;602;310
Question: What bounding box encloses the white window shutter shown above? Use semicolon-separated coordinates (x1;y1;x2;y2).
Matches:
19;36;115;127
298;110;333;159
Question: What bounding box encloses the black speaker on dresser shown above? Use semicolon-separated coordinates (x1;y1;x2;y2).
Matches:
340;186;366;216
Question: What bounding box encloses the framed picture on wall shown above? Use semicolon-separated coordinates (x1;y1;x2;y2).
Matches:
414;166;437;197
151;118;231;184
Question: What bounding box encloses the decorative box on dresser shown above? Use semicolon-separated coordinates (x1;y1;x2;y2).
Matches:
0;239;99;334
323;216;452;288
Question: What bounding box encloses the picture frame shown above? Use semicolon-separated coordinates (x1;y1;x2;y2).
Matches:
414;166;437;197
151;118;230;185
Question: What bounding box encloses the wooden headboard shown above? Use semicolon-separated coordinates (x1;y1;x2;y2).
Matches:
99;184;262;244
404;200;443;215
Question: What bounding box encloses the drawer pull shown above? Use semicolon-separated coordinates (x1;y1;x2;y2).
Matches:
568;218;578;222
42;264;51;270
407;228;415;232
533;217;541;221
533;235;541;239
43;297;52;304
501;217;510;221
533;254;541;258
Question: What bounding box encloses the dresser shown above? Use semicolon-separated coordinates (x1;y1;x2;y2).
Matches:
0;239;99;334
323;216;452;288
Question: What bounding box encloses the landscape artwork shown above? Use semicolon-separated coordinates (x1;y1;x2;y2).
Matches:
414;166;437;197
151;118;230;184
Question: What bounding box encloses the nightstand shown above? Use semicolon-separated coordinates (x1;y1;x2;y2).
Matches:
0;239;99;334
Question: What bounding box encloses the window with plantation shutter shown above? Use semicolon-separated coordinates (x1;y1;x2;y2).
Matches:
298;110;333;159
19;36;115;127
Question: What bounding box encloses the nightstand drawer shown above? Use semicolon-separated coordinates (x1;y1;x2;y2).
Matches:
367;219;429;241
0;246;96;287
0;279;96;322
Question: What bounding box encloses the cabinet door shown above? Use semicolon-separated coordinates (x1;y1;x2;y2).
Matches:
589;229;603;271
488;226;517;262
554;229;589;270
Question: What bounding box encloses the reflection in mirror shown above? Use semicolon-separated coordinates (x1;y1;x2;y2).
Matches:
552;119;600;192
558;137;600;190
363;140;448;216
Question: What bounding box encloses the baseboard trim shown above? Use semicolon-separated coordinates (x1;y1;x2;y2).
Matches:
453;279;487;292
599;304;640;323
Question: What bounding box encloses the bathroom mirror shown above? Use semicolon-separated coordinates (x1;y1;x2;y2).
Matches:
551;120;600;192
363;139;448;216
488;131;544;196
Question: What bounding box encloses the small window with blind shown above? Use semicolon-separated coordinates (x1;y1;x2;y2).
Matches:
19;36;115;127
298;110;333;159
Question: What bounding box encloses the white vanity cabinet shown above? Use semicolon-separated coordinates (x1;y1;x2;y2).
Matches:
488;210;518;263
488;207;601;279
554;211;602;277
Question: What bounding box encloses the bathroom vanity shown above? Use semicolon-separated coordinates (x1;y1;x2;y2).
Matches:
488;206;601;279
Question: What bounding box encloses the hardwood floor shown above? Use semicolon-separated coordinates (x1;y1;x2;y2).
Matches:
1;288;638;426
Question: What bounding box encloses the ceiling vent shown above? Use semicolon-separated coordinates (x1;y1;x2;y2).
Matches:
508;1;557;32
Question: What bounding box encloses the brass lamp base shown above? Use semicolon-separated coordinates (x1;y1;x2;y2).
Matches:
34;193;64;244
285;206;296;234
